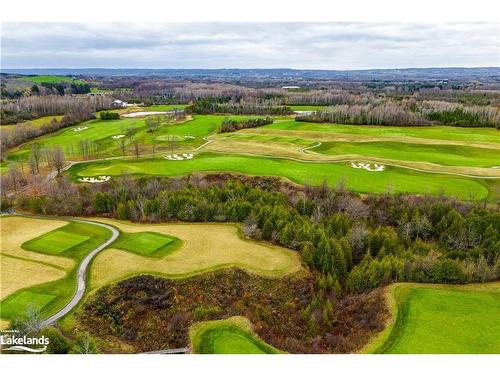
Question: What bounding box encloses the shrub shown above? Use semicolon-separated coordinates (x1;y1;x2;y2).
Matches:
100;111;120;120
42;327;70;354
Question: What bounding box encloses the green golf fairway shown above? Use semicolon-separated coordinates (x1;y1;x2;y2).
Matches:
264;121;500;144
370;283;500;354
8;114;270;162
314;141;500;167
68;152;490;201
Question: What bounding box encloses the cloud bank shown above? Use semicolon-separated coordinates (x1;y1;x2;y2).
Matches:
2;22;498;69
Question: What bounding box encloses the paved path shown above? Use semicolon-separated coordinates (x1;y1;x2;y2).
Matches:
142;348;190;354
12;213;119;327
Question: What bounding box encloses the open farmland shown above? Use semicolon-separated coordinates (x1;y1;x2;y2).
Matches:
89;218;303;290
364;283;500;354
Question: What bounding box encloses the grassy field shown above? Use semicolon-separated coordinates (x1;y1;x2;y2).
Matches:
7;114;265;162
314;140;500;167
0;217;112;324
189;316;283;354
364;283;500;354
69;152;492;201
19;75;81;84
1;115;64;130
89;218;303;290
289;105;327;111
262;121;500;145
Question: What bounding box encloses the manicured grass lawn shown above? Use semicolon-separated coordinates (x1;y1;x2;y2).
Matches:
23;228;90;255
315;140;500;167
264;121;500;145
0;291;56;319
69;152;491;201
219;133;314;147
190;316;282;354
113;231;179;257
367;283;500;354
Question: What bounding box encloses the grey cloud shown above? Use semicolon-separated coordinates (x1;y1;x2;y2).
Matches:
1;22;498;69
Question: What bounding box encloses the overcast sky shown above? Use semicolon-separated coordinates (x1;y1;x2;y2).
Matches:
2;22;499;69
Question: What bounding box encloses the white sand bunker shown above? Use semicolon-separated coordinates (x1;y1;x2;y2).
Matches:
111;134;125;139
74;126;89;132
78;176;111;183
492;166;500;169
164;153;194;161
184;135;196;139
350;162;385;172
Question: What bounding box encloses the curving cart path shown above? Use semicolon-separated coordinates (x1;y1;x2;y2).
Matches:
13;213;119;327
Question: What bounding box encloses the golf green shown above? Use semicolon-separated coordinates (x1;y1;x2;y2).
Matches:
23;229;90;254
190;316;282;354
112;231;180;257
1;291;56;319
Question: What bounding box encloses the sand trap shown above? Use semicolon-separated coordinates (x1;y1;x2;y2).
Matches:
492;166;500;169
164;153;194;161
74;126;89;132
111;134;125;139
350;162;385;172
184;135;196;139
78;176;111;183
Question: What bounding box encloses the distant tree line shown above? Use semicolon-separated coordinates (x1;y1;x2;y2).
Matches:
219;117;273;133
1;94;114;124
186;98;294;115
297;99;500;128
15;176;499;294
0;106;97;161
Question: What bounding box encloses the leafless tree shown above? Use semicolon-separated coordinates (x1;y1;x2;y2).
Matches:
50;147;66;175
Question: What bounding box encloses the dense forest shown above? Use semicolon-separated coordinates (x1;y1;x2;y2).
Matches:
15;175;500;295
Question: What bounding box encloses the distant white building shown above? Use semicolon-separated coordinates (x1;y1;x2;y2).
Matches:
111;99;127;108
282;86;300;89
